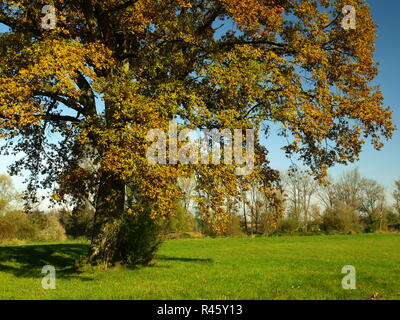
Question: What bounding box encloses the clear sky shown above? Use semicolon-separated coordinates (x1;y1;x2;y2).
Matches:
0;0;399;204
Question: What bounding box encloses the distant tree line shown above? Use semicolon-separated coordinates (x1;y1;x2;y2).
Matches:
279;168;400;235
0;168;399;243
169;168;400;237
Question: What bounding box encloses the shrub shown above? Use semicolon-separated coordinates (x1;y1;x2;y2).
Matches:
113;211;163;266
57;207;94;238
162;202;195;234
224;215;245;236
194;217;215;236
163;232;205;239
0;210;66;242
36;215;67;242
0;214;17;241
321;203;361;234
13;212;39;240
0;211;38;241
276;218;299;235
387;211;400;231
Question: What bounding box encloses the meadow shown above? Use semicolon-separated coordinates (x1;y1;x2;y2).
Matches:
0;233;399;300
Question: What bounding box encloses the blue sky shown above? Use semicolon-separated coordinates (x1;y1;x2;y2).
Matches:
343;0;400;197
0;0;399;203
334;0;400;195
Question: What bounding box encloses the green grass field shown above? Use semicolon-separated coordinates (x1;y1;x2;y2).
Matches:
0;233;399;300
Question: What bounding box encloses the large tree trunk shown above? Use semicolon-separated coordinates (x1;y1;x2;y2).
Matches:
87;88;128;265
88;173;125;265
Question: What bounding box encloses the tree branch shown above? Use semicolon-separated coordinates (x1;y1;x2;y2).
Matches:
34;90;85;115
105;0;139;14
44;114;82;123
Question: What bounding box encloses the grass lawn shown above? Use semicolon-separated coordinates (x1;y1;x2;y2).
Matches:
0;233;399;300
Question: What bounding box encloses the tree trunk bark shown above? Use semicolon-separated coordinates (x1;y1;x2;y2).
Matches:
242;195;248;233
86;88;128;265
88;173;125;265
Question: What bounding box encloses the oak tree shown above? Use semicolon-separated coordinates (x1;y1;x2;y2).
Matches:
0;0;393;264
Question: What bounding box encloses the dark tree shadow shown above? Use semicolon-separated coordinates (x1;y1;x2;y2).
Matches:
0;243;90;279
119;255;213;271
156;255;213;263
0;243;214;280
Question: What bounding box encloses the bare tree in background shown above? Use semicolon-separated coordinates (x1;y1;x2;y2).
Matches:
283;169;317;232
316;175;337;211
177;176;197;216
359;178;387;231
317;169;365;211
0;174;22;213
335;169;364;209
316;168;388;232
394;180;400;215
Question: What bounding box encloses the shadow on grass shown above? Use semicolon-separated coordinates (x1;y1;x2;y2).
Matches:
0;243;214;279
156;255;213;264
0;243;90;279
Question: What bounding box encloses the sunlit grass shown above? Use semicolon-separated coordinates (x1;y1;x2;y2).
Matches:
0;233;399;300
